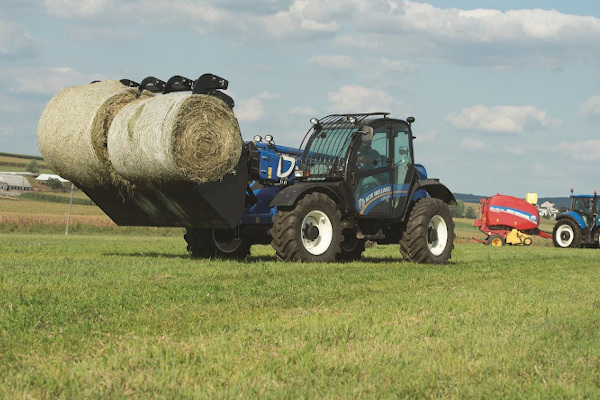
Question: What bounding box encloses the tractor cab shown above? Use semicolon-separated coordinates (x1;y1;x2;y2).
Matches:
296;113;431;219
570;194;599;225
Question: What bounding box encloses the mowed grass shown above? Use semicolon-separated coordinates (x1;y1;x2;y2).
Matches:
1;234;599;399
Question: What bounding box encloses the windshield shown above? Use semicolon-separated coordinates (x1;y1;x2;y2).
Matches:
571;197;594;215
301;122;356;178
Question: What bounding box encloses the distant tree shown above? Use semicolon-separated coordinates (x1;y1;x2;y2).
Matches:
449;200;465;218
46;177;63;191
26;160;39;174
465;206;477;219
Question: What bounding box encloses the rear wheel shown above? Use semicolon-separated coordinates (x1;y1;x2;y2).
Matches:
399;198;455;264
488;234;505;247
523;237;533;246
553;219;581;248
213;228;251;259
270;192;343;262
337;228;365;262
184;228;215;258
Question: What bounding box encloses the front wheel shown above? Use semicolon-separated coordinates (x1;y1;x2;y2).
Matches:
553;219;582;248
399;198;455;264
270;192;343;262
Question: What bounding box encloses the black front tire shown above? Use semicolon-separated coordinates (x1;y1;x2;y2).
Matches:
552;219;582;248
270;192;343;262
399;198;455;264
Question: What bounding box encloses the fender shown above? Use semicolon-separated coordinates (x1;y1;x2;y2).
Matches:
269;182;348;210
414;179;457;205
556;212;586;229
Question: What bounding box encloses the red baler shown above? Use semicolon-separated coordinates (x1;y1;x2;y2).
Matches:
473;194;552;246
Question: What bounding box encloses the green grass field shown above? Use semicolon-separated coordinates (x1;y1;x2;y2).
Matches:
1;234;599;399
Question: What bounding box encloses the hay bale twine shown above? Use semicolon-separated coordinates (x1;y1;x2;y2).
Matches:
108;93;243;184
37;80;150;188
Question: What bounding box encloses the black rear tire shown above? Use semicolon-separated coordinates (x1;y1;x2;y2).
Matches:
213;228;251;260
184;228;215;258
270;192;343;262
552;219;582;248
399;198;455;264
337;229;365;262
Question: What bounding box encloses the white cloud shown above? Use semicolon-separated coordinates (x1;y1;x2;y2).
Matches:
307;55;353;70
288;106;317;116
0;20;38;59
43;0;110;18
235;97;264;122
556;140;600;162
446;105;561;134
334;34;383;50
69;26;139;41
415;129;438;144
579;95;600;122
460;137;486;151
327;85;400;113
379;57;418;73
38;1;600;68
0;67;104;94
256;91;282;100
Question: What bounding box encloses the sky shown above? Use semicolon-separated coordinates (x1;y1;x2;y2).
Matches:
2;0;600;197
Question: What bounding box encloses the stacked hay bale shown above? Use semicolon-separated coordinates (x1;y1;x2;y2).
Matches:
37;80;151;188
37;81;243;189
108;93;242;184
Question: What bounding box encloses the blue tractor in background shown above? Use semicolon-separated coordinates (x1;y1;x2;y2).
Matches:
553;190;599;248
82;74;457;263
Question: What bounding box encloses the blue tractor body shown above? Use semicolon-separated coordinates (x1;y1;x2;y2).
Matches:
239;140;429;228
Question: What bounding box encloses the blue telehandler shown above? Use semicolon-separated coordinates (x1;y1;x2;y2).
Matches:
81;73;457;263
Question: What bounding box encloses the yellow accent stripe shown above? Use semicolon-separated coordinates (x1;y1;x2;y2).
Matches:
359;190;408;215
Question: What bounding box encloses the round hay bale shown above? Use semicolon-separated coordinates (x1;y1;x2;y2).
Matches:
37;80;151;188
108;93;243;184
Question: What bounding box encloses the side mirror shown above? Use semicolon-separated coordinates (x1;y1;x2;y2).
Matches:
358;126;374;141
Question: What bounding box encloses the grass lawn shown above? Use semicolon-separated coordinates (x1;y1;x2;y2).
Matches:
1;234;599;399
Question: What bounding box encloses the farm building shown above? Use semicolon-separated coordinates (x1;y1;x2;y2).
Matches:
538;201;559;218
35;173;70;183
0;174;32;191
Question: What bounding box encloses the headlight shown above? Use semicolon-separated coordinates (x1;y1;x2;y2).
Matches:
264;135;274;144
310;118;319;125
253;135;262;142
347;116;357;124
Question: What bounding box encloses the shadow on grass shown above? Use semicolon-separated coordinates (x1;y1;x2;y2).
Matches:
102;252;409;264
104;252;191;259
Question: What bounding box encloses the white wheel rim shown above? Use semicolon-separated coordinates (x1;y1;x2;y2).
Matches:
302;210;333;255
555;224;574;247
428;215;448;256
213;230;242;253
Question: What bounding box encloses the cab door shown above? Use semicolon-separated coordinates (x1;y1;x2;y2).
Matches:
391;121;414;218
351;123;393;217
